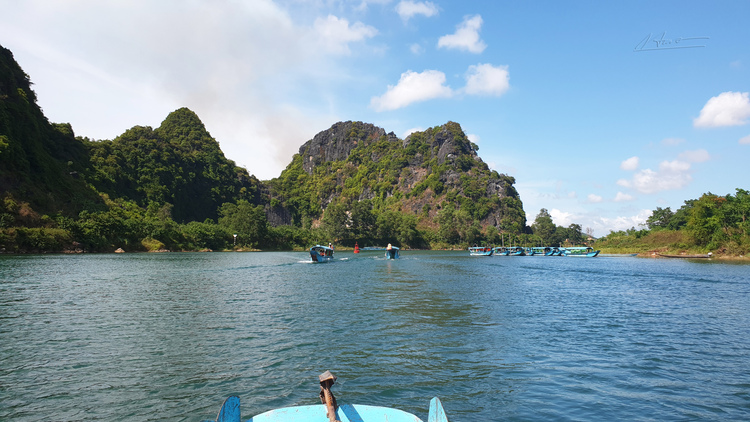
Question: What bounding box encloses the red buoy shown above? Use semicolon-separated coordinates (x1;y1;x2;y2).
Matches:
354;242;360;253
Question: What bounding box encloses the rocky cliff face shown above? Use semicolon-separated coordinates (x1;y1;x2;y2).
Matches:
272;120;526;231
299;121;399;175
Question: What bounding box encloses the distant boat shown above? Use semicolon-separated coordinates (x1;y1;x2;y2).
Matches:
657;253;712;259
544;247;560;256
309;245;335;263
509;247;525;256
493;246;510;256
469;246;494;256
385;245;400;259
202;371;449;422
561;247;600;257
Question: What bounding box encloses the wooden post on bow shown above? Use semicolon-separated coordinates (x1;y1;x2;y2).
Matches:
319;371;340;422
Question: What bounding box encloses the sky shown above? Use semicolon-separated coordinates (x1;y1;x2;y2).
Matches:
1;0;748;236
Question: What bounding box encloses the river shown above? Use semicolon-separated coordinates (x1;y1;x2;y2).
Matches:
1;251;749;421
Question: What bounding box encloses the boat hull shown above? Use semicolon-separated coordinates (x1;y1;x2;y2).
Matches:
248;404;423;422
205;397;448;422
469;247;494;256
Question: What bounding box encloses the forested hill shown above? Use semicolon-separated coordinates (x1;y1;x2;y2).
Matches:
84;108;262;223
1;42;526;252
269;121;526;235
0;45;100;217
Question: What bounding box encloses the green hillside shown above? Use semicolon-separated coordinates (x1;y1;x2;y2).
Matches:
269;120;526;247
0;45;100;219
84;108;261;223
2;43;528;252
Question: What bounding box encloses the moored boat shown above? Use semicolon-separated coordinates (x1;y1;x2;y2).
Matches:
202;371;449;422
493;246;510;256
561;247;600;257
310;245;335;263
508;247;525;256
657;252;712;259
469;246;494;256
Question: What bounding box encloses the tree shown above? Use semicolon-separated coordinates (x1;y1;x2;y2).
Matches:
321;202;349;242
350;199;376;240
531;208;556;245
218;200;268;248
646;207;674;230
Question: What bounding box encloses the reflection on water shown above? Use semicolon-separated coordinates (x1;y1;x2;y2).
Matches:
1;252;749;421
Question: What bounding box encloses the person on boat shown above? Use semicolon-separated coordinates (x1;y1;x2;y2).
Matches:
328;242;334;250
386;243;392;250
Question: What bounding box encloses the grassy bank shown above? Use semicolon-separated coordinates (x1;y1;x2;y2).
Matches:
595;229;749;260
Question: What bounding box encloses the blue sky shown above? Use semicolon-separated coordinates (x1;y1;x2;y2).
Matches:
1;0;748;235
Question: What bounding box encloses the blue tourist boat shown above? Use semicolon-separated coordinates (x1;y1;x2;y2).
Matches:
469;246;494;256
561;247;600;257
385;244;400;259
203;371;449;422
310;245;335;263
493;246;510;256
508;247;525;256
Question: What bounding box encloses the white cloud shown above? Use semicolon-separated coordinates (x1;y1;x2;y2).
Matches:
464;64;510;96
661;137;685;146
409;43;424;55
370;70;453;111
593;210;651;235
395;1;438;21
693;91;750;127
313;15;378;55
437;14;486;54
620;156;639;171
467;133;480;144
617;159;692;194
678;149;710;163
614;192;634;202
549;209;575;227
739;135;750;145
587;194;603;203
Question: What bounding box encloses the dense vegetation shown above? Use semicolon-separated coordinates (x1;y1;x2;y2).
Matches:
1;44;527;253
268;121;527;249
595;189;750;257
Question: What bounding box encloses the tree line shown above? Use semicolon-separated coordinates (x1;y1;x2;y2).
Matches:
597;188;749;255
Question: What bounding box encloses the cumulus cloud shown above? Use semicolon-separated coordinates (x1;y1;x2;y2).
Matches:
395;1;438;21
549;209;575;227
620;156;639;171
438;14;486;53
678;149;710;163
313;15;378;55
467;133;479;144
587;194;603;203
693;91;750;127
370;70;453;111
617;160;692;194
614;192;634;202
593;210;651;235
739;135;750;145
464;63;509;96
